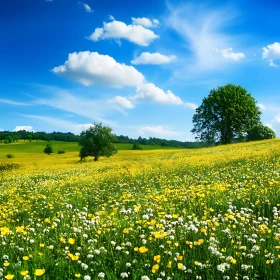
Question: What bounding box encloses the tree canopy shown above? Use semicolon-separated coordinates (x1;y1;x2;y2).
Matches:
191;84;262;144
79;123;117;161
247;123;276;141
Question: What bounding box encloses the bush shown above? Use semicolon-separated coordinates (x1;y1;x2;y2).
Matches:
58;150;65;154
6;153;14;158
0;163;20;171
132;143;143;150
44;142;54;155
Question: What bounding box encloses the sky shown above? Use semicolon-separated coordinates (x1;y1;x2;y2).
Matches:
0;0;280;141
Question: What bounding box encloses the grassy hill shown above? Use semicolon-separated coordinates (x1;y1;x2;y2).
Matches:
1;139;280;279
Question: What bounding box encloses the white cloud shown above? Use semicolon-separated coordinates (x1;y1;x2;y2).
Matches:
167;3;244;72
76;123;94;131
131;83;183;105
18;114;100;135
131;17;159;28
139;126;181;137
13;126;34;132
273;114;280;124
218;48;245;61
258;103;266;110
0;98;29;106
89;19;159;46
84;3;93;13
52;51;145;87
185;102;198;110
262;42;280;67
131;52;176;65
108;96;134;109
33;85;114;125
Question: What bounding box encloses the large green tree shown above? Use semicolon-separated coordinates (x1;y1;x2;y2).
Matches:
79;123;117;161
191;84;261;144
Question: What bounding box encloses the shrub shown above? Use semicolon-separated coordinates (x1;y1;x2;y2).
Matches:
0;163;20;171
58;150;65;154
6;153;14;158
44;142;54;155
132;143;143;150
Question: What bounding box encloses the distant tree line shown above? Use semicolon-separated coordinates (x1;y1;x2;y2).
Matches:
114;135;208;149
0;130;208;148
0;130;80;143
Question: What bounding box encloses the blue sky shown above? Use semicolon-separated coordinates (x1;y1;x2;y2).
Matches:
1;0;280;140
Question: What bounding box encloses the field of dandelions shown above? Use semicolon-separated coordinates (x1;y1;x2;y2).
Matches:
0;139;280;280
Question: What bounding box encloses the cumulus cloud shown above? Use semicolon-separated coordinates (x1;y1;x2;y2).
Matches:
108;96;134;109
131;17;159;28
52;51;145;87
131;52;176;65
139;126;181;137
131;83;183;105
13;126;34;132
84;3;93;13
262;42;280;67
88;19;159;46
218;48;245;61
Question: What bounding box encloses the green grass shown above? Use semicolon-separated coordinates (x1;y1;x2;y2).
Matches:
0;141;183;160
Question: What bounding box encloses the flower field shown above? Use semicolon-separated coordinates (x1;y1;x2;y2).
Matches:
0;139;280;280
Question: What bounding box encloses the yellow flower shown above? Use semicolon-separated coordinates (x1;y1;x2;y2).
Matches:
16;226;24;233
68;238;75;245
3;262;9;267
134;247;139;252
154;255;161;263
231;259;237;264
167;261;172;268
34;269;45;276
39;243;45;248
139;246;148;254
123;228;129;234
266;260;271;264
23;256;29;261
4;275;14;280
177;255;183;261
20;271;29;276
177;263;184;270
152;264;159;273
75;274;81;278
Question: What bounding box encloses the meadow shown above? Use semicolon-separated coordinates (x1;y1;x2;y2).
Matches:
0;139;280;279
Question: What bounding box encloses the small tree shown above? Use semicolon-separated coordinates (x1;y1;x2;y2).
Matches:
79;123;117;161
44;142;53;155
191;84;261;144
132;142;143;150
247;124;276;141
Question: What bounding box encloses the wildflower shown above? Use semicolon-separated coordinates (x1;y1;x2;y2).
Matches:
152;264;159;273
4;275;14;280
3;262;9;267
34;269;45;276
68;238;75;245
84;276;91;280
75;274;81;278
139;246;148;254
20;271;29;276
98;272;105;278
141;276;150;280
154;255;161;263
120;272;129;278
